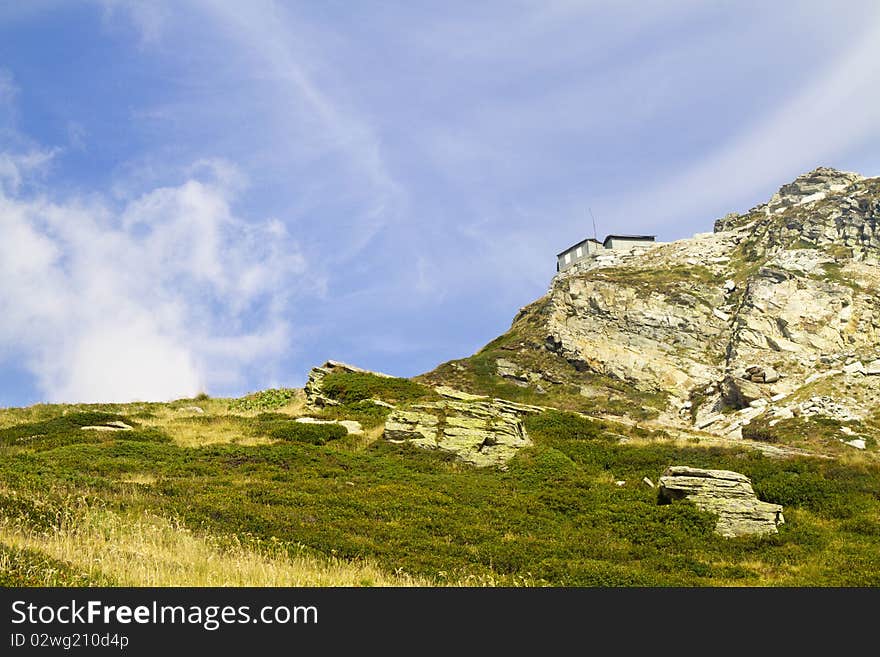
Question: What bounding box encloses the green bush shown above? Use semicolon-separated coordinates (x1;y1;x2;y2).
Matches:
228;388;297;412
269;422;348;445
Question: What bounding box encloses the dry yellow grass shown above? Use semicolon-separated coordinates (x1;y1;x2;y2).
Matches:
0;507;433;587
116;473;158;486
162;417;276;448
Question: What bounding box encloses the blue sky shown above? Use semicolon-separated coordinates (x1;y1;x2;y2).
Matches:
1;1;879;405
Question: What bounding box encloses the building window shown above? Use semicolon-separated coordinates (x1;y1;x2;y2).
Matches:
575;246;582;257
564;253;571;264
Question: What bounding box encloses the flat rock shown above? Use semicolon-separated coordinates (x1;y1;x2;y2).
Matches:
80;421;133;432
843;361;866;375
658;466;784;537
295;417;363;435
804;369;842;385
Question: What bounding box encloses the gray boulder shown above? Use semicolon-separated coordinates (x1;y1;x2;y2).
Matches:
658;466;784;537
721;375;764;408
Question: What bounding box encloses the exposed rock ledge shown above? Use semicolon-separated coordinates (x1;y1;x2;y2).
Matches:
384;387;544;468
658;466;784;537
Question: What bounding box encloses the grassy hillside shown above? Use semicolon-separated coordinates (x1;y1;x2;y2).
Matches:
417;297;668;419
2;381;880;586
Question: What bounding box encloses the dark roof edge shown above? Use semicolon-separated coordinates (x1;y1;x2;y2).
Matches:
602;234;656;241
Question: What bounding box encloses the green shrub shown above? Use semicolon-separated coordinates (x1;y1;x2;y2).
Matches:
228;388;297;412
741;417;778;442
524;409;608;443
269;422;348;445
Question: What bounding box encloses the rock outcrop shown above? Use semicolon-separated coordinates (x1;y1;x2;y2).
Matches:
658;466;784;537
384;387;543;467
304;360;393;408
429;167;880;445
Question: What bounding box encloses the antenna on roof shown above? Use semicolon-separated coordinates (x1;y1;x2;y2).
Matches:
589;207;598;241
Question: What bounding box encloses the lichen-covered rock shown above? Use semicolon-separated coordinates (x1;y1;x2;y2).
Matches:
658;466;784;537
384;387;542;467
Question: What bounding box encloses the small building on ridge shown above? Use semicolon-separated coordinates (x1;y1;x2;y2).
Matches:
557;234;656;272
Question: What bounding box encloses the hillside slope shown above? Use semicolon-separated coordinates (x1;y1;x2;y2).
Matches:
422;167;880;454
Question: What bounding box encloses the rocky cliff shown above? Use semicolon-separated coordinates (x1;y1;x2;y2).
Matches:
423;167;880;451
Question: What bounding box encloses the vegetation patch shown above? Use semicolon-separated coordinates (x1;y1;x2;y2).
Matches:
742;415;874;452
321;372;438;406
0;412;167;451
0;544;114;586
311;400;391;430
524;410;610;442
268;422;348;445
228;388;299;412
587;265;721;304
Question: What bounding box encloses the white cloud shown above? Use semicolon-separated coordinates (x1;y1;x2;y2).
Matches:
38;324;203;404
0;157;308;403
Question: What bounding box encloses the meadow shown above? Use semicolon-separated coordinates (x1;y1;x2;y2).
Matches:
1;381;879;586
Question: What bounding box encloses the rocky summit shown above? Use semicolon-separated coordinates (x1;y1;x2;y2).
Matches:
424;166;880;453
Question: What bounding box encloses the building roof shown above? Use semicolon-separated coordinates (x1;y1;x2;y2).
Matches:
556;237;601;258
557;234;655;258
602;234;655;247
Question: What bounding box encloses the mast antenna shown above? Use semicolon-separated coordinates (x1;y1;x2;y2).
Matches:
589;207;598;241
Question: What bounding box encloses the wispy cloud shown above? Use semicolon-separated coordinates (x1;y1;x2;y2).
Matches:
137;0;406;260
606;6;880;235
0;148;57;194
